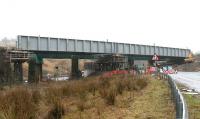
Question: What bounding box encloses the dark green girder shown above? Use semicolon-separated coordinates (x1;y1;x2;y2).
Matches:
29;51;185;64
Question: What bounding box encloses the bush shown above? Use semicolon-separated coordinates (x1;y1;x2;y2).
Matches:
0;73;149;118
87;79;98;96
135;78;148;90
45;99;65;119
98;77;111;98
123;79;135;91
45;86;63;104
77;100;86;112
0;48;13;83
32;90;41;104
115;79;126;95
104;86;117;105
99;77;110;89
62;84;72;97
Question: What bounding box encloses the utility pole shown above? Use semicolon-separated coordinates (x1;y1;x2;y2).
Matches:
153;43;156;67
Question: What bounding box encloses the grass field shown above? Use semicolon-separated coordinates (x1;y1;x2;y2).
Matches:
183;94;200;119
0;74;175;119
129;78;175;119
177;83;200;119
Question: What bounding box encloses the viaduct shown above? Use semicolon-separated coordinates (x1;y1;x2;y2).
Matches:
9;35;191;82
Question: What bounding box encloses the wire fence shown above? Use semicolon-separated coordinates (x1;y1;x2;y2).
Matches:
159;73;188;119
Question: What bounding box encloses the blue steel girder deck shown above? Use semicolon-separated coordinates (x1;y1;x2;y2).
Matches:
17;35;191;59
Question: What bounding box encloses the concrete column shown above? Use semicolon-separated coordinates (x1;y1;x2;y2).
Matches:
35;63;42;83
28;60;42;83
71;57;79;77
14;61;23;82
28;60;35;83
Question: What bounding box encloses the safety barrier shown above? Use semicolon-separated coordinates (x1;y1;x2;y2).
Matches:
160;74;188;119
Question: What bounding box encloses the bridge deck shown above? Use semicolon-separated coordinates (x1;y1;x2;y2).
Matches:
17;35;191;58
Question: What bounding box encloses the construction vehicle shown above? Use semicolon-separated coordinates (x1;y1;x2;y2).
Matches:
184;53;195;63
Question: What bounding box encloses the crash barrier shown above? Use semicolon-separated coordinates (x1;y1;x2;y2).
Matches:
159;73;188;119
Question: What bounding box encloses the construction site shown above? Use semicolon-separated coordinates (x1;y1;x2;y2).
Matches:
0;35;191;83
1;0;200;118
0;34;199;119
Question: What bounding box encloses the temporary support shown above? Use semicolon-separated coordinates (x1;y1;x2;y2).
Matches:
13;61;23;82
71;56;80;77
28;59;43;83
128;59;134;69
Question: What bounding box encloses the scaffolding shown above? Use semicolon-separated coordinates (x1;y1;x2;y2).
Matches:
5;50;32;62
96;54;128;71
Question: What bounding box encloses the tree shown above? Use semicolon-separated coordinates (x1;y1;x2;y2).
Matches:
0;47;12;84
0;37;16;49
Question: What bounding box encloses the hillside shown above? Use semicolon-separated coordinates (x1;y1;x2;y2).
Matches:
23;59;92;79
177;55;200;72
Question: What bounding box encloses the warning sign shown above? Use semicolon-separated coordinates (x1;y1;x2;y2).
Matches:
152;54;159;61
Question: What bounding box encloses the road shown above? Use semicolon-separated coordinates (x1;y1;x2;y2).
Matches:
170;72;200;92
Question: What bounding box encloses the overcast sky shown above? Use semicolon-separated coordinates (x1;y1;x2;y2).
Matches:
0;0;200;53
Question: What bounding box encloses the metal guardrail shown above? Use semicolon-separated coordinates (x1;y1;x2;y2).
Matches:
160;73;188;119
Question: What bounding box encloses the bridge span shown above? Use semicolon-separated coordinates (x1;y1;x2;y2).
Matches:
18;35;190;58
11;35;191;82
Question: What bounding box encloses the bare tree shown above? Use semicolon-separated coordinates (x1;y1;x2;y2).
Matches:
0;37;16;49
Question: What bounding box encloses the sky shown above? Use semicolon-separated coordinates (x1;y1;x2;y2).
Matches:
0;0;200;53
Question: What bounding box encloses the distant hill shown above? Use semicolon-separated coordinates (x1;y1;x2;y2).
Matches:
177;55;200;72
22;59;92;79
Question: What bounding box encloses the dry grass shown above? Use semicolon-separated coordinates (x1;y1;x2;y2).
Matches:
0;74;175;119
130;79;175;119
0;87;37;119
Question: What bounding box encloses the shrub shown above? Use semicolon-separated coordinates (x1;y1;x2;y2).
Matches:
45;99;65;119
115;79;126;95
87;80;98;96
77;100;85;112
45;86;63;104
104;86;117;105
124;79;135;91
135;78;148;90
99;77;110;89
98;77;111;98
32;90;41;104
0;48;13;84
62;84;72;97
0;88;37;119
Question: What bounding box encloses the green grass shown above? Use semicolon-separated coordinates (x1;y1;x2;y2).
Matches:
183;94;200;119
176;82;200;119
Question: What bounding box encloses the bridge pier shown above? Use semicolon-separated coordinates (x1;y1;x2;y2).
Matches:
28;59;43;83
13;61;23;82
71;57;80;77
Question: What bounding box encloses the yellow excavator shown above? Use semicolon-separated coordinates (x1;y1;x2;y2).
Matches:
184;53;195;63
